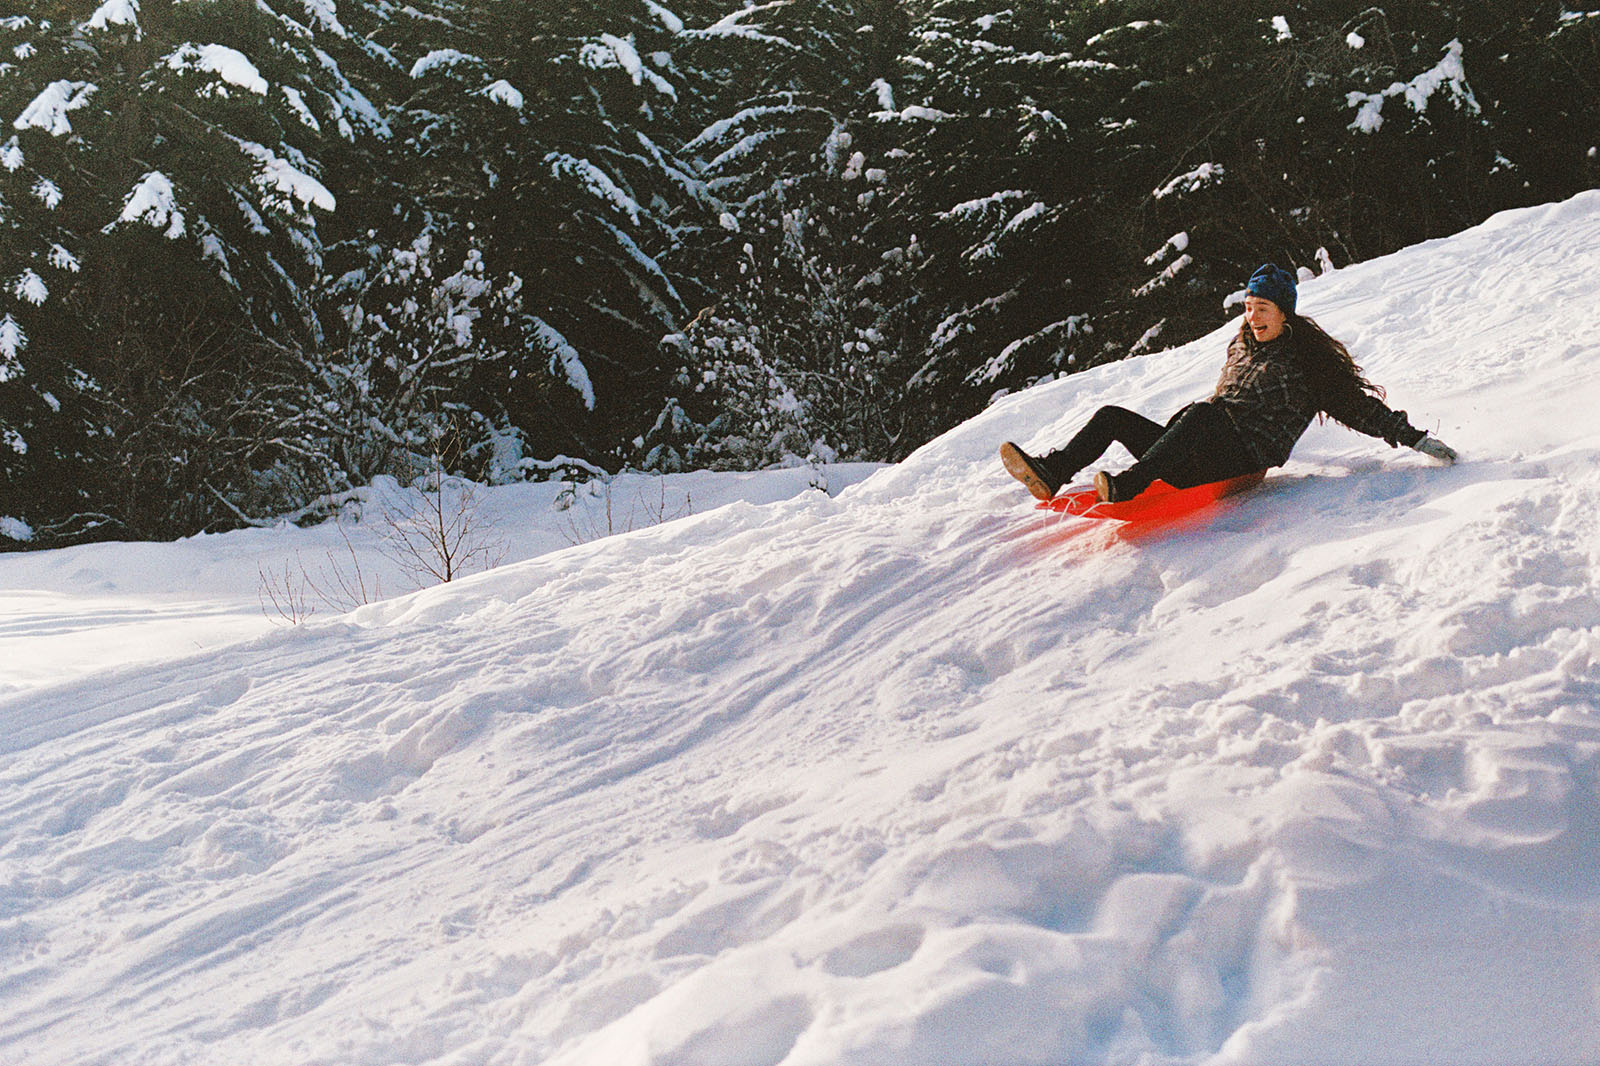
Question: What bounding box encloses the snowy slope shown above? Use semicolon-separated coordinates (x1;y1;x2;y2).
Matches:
0;464;881;695
4;192;1600;1066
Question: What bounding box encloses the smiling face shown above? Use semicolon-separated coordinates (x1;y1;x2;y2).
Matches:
1243;295;1287;343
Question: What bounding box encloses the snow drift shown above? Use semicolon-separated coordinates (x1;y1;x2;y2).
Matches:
4;191;1600;1065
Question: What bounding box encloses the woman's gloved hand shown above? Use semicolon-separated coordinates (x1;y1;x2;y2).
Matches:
1413;434;1458;464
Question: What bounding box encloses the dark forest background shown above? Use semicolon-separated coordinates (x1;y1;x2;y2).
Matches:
2;0;1596;544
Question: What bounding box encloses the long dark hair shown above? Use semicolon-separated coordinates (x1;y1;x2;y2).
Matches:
1238;314;1384;404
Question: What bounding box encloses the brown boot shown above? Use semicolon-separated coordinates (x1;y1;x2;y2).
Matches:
1000;441;1060;501
1093;471;1125;503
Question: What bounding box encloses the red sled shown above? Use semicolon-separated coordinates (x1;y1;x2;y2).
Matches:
1039;471;1266;522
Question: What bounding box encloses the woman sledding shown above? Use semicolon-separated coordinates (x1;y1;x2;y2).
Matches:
1001;263;1458;504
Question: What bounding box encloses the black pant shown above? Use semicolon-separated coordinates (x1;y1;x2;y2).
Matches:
1043;402;1258;492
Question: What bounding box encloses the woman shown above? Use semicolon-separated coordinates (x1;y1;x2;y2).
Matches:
1001;263;1457;503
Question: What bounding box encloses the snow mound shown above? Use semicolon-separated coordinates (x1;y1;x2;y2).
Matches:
3;192;1600;1065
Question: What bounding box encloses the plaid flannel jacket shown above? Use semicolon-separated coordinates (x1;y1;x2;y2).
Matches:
1211;331;1422;468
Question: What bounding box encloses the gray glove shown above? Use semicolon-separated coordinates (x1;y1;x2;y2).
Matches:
1413;433;1458;464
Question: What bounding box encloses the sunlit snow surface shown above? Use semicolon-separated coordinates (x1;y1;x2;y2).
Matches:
4;193;1600;1065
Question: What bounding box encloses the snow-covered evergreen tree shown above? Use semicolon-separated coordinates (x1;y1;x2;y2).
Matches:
640;0;921;469
860;2;1123;421
1102;3;1516;349
0;15;100;542
0;0;393;536
314;226;531;486
365;0;716;472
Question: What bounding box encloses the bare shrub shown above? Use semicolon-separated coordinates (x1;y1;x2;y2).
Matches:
257;515;385;626
375;469;507;585
558;474;693;546
258;462;504;625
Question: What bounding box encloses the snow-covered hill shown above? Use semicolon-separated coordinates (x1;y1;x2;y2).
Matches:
4;191;1600;1066
0;464;883;695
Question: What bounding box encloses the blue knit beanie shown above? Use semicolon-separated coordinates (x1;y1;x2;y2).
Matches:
1246;263;1297;315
